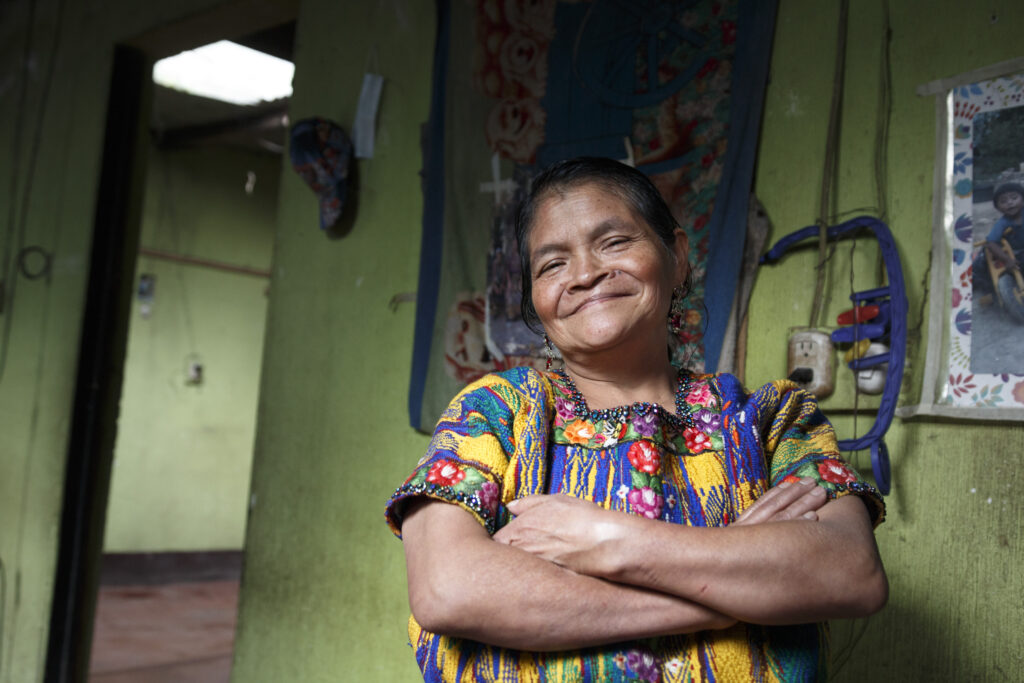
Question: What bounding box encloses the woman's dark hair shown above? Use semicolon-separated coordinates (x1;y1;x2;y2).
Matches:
515;156;687;333
993;182;1024;210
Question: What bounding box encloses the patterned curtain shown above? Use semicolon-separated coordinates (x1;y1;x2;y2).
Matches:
409;0;777;431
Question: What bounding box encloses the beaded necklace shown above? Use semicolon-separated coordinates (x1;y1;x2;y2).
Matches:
555;367;695;431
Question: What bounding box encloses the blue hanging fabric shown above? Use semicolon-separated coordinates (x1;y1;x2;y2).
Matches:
409;0;779;431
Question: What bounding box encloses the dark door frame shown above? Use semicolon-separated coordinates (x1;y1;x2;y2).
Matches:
43;3;299;680
44;43;150;683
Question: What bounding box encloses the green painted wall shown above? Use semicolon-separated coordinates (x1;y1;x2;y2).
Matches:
0;0;282;679
102;145;277;553
230;2;436;679
234;1;1024;681
748;0;1024;679
3;0;1023;681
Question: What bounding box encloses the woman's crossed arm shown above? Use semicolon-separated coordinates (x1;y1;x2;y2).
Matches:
494;481;887;626
399;478;882;651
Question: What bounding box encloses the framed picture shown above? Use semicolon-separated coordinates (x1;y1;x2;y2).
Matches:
905;58;1024;419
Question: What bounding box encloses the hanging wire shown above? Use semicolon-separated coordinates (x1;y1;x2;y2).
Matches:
1;1;69;674
808;0;850;330
874;0;893;225
0;0;67;385
831;1;893;675
850;236;860;437
0;0;39;385
148;150;201;374
1;0;38;289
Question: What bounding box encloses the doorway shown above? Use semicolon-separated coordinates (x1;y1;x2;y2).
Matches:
44;5;297;682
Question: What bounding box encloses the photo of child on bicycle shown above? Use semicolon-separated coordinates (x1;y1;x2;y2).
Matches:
970;104;1024;373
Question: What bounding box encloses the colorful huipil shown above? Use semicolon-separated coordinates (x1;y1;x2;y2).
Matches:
386;367;885;682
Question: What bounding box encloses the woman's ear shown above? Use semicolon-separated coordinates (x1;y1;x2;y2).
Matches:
671;228;690;284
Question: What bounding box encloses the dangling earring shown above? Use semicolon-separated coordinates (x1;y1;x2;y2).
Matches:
669;284;686;335
544;334;555;371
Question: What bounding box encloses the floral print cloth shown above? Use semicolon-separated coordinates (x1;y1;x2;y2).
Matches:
386;367;884;682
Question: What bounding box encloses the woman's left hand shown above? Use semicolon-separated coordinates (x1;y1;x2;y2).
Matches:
493;494;632;574
733;477;828;525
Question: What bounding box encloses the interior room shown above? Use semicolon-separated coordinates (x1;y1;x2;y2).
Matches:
86;28;288;682
1;0;1022;681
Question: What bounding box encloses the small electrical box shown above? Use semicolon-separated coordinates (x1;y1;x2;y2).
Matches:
787;329;834;398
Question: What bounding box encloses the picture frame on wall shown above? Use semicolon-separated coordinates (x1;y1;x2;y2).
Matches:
905;57;1024;420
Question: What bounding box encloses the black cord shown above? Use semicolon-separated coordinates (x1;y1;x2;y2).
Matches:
1;0;66;667
17;245;53;281
1;0;38;290
808;0;850;330
874;0;893;225
0;0;39;384
0;0;67;384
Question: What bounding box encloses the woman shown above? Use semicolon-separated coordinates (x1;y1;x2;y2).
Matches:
387;157;887;682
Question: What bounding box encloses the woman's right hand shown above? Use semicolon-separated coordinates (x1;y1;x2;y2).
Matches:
733;477;829;526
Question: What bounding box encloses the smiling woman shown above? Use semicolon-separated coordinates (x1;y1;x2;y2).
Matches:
386;157;887;682
526;185;685;377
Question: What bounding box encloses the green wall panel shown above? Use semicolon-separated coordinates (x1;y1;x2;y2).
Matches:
749;1;1024;680
3;0;1023;681
230;1;435;680
102;146;277;553
0;0;289;679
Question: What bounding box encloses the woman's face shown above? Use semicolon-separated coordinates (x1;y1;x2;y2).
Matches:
527;184;687;361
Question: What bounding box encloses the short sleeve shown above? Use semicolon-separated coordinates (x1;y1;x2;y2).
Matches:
987;217;1008;243
385;373;527;537
753;380;885;527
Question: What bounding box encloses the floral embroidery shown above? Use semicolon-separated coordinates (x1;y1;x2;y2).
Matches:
818;458;858;485
683;426;712;453
627;441;661;474
776;455;881;513
692;408;721;432
549;374;722;449
685;383;715;407
563;419;597;445
628;486;664;519
625;648;662;682
633;411;660;437
626;439;665;519
388;368;887;682
392;453;500;531
427;459;466;486
665;658;684;676
601;421;624;446
554;396;575;424
478;481;500;515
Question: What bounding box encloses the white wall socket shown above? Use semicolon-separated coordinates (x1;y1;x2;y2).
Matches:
787;330;834;398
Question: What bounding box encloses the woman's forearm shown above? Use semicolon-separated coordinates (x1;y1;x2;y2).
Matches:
587;496;887;624
496;492;887;625
401;500;734;651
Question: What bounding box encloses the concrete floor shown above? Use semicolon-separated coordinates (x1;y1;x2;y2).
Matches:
88;580;239;683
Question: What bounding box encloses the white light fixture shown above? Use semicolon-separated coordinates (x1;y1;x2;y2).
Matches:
153;40;294;106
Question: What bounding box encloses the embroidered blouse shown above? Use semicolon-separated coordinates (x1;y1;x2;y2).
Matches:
386;367;884;682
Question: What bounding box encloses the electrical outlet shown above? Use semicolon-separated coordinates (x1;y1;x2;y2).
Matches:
856;342;889;394
787;330;834;398
186;361;203;386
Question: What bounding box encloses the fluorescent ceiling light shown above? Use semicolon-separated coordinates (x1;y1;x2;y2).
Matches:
153;40;294;106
